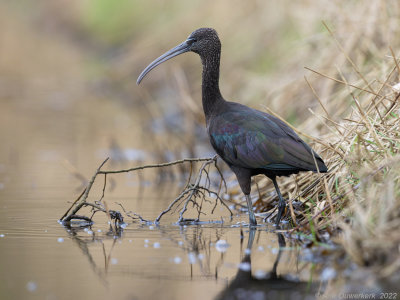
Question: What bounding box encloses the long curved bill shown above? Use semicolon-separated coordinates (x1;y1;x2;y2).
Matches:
137;40;191;84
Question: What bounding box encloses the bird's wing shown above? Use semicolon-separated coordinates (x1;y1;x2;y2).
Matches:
209;107;326;172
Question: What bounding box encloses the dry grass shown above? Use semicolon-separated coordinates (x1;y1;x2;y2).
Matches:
233;25;400;279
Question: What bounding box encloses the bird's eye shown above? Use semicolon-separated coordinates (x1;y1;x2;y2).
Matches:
186;38;196;45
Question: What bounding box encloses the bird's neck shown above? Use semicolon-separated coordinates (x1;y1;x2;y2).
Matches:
201;53;223;120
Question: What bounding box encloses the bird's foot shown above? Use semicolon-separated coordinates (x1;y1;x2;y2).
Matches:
275;199;287;226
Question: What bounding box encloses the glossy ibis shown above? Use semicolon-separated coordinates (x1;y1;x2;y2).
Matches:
137;28;328;226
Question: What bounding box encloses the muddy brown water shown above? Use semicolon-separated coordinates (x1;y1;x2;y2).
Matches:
0;97;326;300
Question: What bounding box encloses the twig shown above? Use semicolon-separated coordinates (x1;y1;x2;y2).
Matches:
98;157;215;174
97;173;107;204
116;202;150;223
154;155;231;223
60;158;109;221
60;188;86;221
178;158;216;222
214;160;227;193
155;187;194;222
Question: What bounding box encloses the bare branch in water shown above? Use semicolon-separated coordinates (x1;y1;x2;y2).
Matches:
62;214;93;223
60;155;230;226
59;188;86;221
155;156;232;224
98;157;217;175
60;158;109;221
116;202;150;223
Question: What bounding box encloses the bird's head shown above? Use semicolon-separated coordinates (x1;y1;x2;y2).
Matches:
137;28;221;84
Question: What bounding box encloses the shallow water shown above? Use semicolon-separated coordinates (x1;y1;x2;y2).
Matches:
0;196;320;300
0;95;326;300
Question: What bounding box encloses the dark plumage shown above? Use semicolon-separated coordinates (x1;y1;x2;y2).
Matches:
137;28;328;227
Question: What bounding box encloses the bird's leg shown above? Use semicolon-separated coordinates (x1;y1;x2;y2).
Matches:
271;177;286;226
245;194;257;226
271;233;286;278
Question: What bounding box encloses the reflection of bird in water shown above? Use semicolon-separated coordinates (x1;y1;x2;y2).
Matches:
137;28;327;227
216;229;318;299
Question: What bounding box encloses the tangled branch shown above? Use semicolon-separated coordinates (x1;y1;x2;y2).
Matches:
156;156;232;224
59;155;231;227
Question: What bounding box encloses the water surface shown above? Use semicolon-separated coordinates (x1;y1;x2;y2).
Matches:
0;27;320;300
